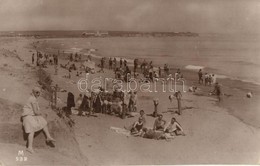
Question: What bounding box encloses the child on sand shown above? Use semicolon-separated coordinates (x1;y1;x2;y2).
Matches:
22;87;55;154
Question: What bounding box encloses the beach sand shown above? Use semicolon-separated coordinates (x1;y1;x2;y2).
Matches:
0;37;260;165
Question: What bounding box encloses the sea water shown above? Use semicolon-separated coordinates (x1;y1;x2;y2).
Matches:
33;33;260;86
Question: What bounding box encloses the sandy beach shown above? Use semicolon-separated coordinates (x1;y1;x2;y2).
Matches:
0;36;259;166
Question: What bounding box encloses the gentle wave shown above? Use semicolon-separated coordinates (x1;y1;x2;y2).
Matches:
185;65;260;85
185;65;205;70
229;77;260;86
215;74;228;79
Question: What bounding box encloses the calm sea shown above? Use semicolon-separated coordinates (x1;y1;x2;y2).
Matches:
19;31;260;85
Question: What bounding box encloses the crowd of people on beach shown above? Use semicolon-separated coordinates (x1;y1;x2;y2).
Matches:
23;48;227;153
32;51;59;67
198;69;217;86
129;113;185;140
65;87;138;119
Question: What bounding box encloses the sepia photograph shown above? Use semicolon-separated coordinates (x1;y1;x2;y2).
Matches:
0;0;260;165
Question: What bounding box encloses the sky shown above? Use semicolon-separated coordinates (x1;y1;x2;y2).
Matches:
0;0;260;34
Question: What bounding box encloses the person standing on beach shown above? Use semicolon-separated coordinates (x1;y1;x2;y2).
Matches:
113;58;117;70
213;82;222;102
211;74;216;85
175;91;182;115
124;59;127;68
204;73;209;86
109;57;112;70
69;53;73;62
134;58;138;73
164;64;169;76
100;57;105;73
36;52;39;66
32;53;35;64
198;69;203;84
153;98;159;117
120;58;123;68
158;67;162;78
22;87;55;153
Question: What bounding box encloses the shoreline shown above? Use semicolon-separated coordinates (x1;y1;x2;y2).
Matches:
30;38;260;128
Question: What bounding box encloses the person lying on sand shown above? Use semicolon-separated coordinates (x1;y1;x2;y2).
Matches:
188;86;198;92
141;128;175;140
22;87;56;154
153;114;166;131
164;117;185;136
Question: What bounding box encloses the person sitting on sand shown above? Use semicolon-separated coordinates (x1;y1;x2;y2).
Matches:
139;110;146;127
22;87;55;153
153;114;166;131
188;86;198;92
164;117;185;136
125;109;146;130
131;117;144;136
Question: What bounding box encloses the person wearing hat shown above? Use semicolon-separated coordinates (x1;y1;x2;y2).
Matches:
22;87;55;153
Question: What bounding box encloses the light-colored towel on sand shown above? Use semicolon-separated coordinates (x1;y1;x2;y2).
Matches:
128;112;139;117
110;126;131;137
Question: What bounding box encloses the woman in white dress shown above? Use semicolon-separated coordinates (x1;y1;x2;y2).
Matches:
22;87;55;153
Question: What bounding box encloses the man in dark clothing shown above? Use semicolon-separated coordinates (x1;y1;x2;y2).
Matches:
175;91;182;115
32;53;35;64
113;58;117;70
198;69;203;84
100;58;105;73
109;57;112;70
120;58;123;68
213;82;222;102
67;92;75;116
